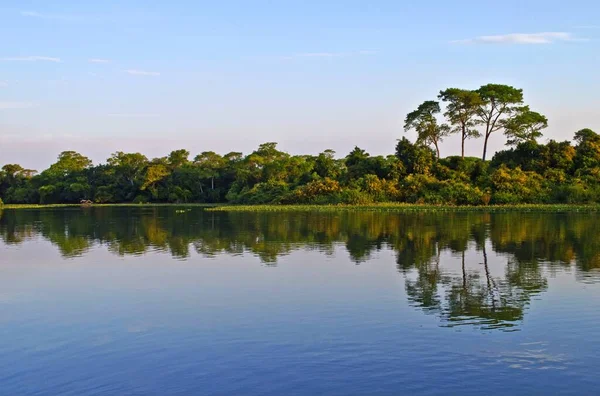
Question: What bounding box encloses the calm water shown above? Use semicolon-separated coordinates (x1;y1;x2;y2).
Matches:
1;208;600;395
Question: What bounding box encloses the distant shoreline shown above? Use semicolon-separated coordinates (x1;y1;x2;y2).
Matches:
2;203;599;213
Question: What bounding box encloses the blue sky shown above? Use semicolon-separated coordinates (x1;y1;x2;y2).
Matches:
0;0;599;169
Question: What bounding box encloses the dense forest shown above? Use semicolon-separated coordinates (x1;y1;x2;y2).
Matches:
1;84;600;206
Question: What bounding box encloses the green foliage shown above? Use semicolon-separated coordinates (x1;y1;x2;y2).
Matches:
0;83;593;207
476;84;524;160
503;106;548;146
574;128;600;170
395;137;435;175
438;88;483;157
404;100;450;158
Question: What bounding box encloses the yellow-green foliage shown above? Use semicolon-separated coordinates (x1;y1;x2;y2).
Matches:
490;165;546;203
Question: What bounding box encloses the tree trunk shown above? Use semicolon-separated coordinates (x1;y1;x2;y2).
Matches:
461;125;466;158
211;177;214;190
435;143;440;159
482;133;490;161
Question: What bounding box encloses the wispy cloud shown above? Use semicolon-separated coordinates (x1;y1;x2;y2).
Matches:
108;113;159;118
0;81;7;88
125;69;160;76
1;56;61;62
0;102;35;110
89;58;110;63
20;10;83;22
452;32;584;45
282;50;377;60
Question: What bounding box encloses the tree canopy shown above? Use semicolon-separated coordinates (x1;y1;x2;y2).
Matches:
1;84;598;206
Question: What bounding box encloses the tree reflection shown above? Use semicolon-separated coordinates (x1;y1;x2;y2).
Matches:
0;208;599;329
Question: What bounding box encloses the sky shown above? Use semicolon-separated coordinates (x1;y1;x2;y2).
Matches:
0;0;599;170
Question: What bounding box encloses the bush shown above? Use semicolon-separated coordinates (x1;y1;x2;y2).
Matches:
490;165;548;203
491;191;521;205
0;197;3;207
289;178;343;204
552;182;599;204
398;174;441;203
358;174;401;202
228;180;290;204
438;181;484;205
94;186;115;203
339;189;372;204
132;195;149;204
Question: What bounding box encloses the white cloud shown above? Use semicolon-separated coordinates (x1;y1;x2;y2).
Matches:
283;50;377;60
89;58;110;63
20;10;82;21
125;69;160;76
452;32;584;45
108;113;160;118
1;56;61;62
0;102;35;109
0;81;7;87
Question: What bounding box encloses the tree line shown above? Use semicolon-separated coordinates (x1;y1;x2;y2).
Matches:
1;83;600;206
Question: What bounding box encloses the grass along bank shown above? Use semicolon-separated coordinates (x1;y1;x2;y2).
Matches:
0;203;218;210
3;203;600;213
206;203;600;213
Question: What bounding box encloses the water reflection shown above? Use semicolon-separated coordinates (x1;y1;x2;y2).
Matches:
1;207;599;331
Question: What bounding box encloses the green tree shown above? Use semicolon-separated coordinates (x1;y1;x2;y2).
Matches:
194;151;226;190
573;128;600;170
503;106;548;146
404;100;450;158
142;164;170;198
46;151;92;177
476;84;524;160
395;137;435;175
438;88;483;158
167;149;190;170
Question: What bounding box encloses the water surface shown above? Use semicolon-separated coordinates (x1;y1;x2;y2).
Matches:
1;207;599;395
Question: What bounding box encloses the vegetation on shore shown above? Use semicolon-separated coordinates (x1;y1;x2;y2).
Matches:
0;203;216;210
206;204;600;212
2;84;600;206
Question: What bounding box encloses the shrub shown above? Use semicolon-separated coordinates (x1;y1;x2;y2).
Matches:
230;180;290;204
290;178;343;204
438;181;484;205
132;195;149;204
94;186;115;203
491;191;521;205
490;165;548;203
359;174;401;202
339;189;372;205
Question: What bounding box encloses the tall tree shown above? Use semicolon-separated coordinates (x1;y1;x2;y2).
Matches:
404;100;450;159
573;128;600;170
167;149;190;170
194;151;226;190
438;89;483;158
503;106;548;146
107;152;149;187
476;84;524;161
46;151;92;177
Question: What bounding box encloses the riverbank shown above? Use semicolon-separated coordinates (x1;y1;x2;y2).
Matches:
0;203;217;210
2;203;600;212
204;203;600;212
